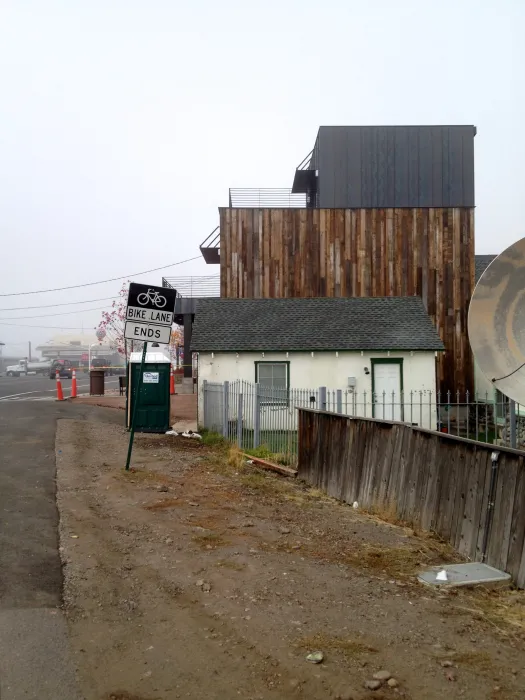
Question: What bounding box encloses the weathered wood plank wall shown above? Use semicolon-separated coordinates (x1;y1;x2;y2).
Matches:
297;409;525;588
219;207;475;394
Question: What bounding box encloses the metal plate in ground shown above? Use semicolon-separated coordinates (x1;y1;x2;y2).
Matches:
418;562;511;588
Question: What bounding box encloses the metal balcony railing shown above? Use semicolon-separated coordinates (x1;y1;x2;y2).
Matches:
162;275;220;298
292;148;317;196
199;226;220;264
296;149;313;171
229;188;307;208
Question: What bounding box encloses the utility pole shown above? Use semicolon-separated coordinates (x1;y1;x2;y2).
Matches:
28;341;32;362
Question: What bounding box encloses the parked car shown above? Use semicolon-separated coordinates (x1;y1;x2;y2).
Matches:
49;359;74;379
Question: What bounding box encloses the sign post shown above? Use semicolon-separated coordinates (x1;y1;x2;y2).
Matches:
124;283;177;471
125;341;148;471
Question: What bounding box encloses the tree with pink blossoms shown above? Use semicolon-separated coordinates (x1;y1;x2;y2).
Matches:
96;282;134;359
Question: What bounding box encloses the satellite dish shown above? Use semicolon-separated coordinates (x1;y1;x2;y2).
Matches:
468;236;525;405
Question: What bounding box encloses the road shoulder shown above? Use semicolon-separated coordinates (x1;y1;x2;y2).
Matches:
0;609;83;700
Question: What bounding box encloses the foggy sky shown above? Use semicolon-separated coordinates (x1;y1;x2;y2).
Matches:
1;0;523;357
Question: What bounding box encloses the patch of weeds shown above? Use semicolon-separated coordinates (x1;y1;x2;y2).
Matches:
281;486;340;508
240;471;271;490
305;487;333;501
244;445;296;468
361;500;415;529
227;446;245;470
244;445;273;459
452;588;525;637
452;650;493;671
200;430;227;447
296;633;377;657
308;537;458;579
358;546;422;575
354;540;457;577
216;558;246;571
200;443;241;476
193;532;229;549
273;452;296;467
239;470;292;498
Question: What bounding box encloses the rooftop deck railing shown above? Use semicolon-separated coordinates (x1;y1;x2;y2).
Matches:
229;188;307;208
162;275;220;298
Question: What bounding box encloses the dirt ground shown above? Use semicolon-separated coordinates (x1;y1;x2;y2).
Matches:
56;416;525;700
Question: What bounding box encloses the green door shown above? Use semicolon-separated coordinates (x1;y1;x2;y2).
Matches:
128;363;170;433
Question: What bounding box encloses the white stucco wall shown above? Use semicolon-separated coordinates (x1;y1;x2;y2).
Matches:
198;350;438;430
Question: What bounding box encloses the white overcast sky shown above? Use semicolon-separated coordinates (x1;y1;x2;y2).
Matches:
0;0;523;356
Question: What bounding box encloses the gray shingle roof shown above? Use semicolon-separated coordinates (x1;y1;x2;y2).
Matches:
191;297;444;352
475;254;496;283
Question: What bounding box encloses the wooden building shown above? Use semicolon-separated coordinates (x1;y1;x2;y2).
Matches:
219;206;475;394
201;125;477;394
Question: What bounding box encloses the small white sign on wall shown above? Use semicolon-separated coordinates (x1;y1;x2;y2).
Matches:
143;371;159;384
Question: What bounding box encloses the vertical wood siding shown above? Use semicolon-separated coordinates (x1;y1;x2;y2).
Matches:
219;207;475;393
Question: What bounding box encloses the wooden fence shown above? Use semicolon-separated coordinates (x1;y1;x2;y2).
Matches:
298;409;525;587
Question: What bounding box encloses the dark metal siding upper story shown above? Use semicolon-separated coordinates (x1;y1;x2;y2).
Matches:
316;126;476;209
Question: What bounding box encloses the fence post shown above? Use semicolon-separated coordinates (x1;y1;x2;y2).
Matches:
237;391;243;448
202;379;208;429
222;381;229;438
510;399;517;449
319;386;327;411
336;389;343;414
254;383;261;448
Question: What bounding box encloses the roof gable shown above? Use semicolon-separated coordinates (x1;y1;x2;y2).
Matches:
475;254;497;283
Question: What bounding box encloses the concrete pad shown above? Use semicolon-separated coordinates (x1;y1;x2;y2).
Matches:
418;562;511;589
0;608;83;700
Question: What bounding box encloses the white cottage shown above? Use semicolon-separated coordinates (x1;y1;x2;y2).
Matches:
191;297;444;430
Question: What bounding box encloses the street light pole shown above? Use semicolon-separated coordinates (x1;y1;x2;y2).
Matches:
88;342;99;369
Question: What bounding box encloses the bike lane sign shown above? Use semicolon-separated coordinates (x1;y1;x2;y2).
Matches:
124;282;177;345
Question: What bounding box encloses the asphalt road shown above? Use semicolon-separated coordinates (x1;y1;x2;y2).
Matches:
0;398;123;699
0;373;120;401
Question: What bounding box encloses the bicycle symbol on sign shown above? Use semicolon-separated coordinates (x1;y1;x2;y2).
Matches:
137;288;167;309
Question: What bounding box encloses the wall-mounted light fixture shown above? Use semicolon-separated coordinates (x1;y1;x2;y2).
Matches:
364;367;370;375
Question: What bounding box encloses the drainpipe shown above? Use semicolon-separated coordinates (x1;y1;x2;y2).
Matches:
481;451;500;563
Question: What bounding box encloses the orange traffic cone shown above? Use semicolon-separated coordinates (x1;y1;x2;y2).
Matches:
170;364;175;395
70;369;77;398
56;369;65;401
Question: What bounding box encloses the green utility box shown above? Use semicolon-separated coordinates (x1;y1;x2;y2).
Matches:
126;349;171;433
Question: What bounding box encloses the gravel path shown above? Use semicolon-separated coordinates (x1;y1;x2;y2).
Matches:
57;418;525;700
